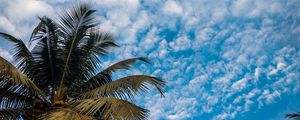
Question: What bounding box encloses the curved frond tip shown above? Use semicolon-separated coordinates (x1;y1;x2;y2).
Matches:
80;75;166;99
0;32;37;78
77;57;153;92
286;112;300;120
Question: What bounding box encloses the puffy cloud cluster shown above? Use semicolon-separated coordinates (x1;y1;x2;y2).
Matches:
0;0;299;120
0;0;54;38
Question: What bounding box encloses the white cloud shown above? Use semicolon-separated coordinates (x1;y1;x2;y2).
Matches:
0;0;54;38
0;16;16;33
207;96;218;105
162;0;183;15
107;10;131;28
211;4;229;22
254;67;262;80
233;96;242;104
167;98;197;120
192;27;215;50
0;0;299;120
0;47;12;61
94;0;140;16
231;0;256;17
139;27;159;51
231;77;248;92
5;0;54;22
258;90;281;106
189;74;209;86
169;35;191;51
214;112;235;120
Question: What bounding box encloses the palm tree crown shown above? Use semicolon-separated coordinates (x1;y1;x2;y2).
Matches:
0;3;165;120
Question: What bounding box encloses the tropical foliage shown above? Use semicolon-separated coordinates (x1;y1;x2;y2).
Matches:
0;4;165;120
286;112;300;120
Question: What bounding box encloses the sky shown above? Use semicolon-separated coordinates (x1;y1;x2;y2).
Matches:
0;0;300;120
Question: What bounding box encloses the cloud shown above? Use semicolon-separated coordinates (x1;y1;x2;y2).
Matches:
231;75;251;92
169;34;191;51
0;0;299;120
0;16;16;33
162;0;183;15
0;0;55;38
0;47;12;61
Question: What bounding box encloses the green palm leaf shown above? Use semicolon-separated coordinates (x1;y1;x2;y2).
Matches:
0;56;43;96
0;83;34;111
80;75;165;100
287;112;300;120
0;108;23;120
77;57;151;92
57;3;99;96
29;17;44;46
68;97;148;120
0;32;37;81
30;16;65;95
66;29;117;91
39;108;93;120
0;86;34;106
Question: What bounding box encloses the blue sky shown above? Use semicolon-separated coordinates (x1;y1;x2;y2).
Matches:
0;0;299;119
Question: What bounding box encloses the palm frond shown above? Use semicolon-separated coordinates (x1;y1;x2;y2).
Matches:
0;108;23;120
68;97;148;120
286;112;300;120
80;75;165;100
58;3;98;95
39;108;93;120
0;86;34;103
29;17;44;46
30;16;64;94
0;56;44;96
103;57;151;72
57;3;97;39
65;30;117;91
0;82;35;111
0;32;37;81
86;30;118;56
0;97;29;111
77;57;151;92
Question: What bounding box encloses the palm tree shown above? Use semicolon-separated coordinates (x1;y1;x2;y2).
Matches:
286;112;300;120
0;4;165;120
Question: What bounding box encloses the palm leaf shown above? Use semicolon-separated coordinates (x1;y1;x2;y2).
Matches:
57;3;98;95
0;86;34;104
65;30;117;91
0;82;34;110
80;75;165;100
287;112;300;120
57;3;97;39
30;16;65;95
39;108;93;120
0;56;43;96
68;97;148;120
86;30;118;56
29;17;44;46
103;57;151;72
0;32;37;81
0;97;29;111
0;108;23;120
77;57;151;92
